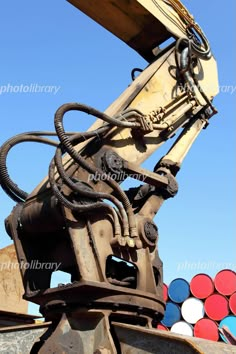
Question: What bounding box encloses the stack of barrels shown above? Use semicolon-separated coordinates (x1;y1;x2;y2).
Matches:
157;269;236;343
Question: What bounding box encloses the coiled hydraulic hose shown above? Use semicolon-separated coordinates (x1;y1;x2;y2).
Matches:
48;158;121;237
180;45;196;96
54;103;138;237
52;145;129;236
0;132;58;203
51;108;146;236
176;38;217;114
0;127;111;203
186;26;212;60
0;104;146;237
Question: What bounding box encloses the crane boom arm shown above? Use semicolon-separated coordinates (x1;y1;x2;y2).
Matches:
0;1;221;353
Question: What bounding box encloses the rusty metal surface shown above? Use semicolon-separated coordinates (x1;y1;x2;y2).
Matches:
113;323;236;354
0;310;41;327
0;323;49;354
36;312;116;354
0;245;28;314
1;317;235;354
68;0;171;62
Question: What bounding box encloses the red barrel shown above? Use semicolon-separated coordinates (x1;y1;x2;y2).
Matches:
214;269;236;296
229;292;236;315
157;323;169;331
190;273;214;299
204;293;229;321
194;318;219;341
163;283;168;302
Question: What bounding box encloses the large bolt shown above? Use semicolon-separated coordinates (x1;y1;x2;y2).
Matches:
144;222;158;243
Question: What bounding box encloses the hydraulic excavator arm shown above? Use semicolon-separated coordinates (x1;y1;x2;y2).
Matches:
0;1;221;353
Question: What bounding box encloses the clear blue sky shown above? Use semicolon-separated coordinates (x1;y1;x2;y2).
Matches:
0;1;235;314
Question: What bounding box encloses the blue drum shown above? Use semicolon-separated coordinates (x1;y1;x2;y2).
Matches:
161;301;181;327
219;315;236;343
168;278;190;303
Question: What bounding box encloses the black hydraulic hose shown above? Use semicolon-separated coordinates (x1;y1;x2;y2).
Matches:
176;38;217;114
52;112;144;236
118;107;144;117
54;103;138;237
55;103;140;129
0;127;111;203
187;26;212;60
67;125;111;145
53;147;129;236
49;158;119;218
131;68;143;81
52;110;146;236
0;107;144;202
0;105;142;234
114;111;143;124
51;153;122;237
0;133;58;203
175;38;189;58
180;46;196;96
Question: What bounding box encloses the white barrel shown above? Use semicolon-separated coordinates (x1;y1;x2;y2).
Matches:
181;297;204;324
171;321;193;337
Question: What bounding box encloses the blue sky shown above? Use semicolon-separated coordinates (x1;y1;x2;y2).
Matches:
0;1;235;314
